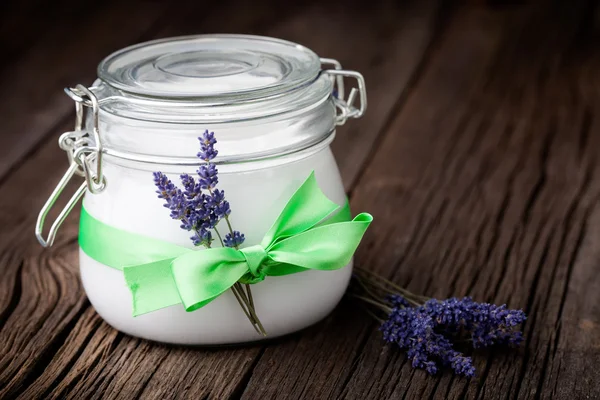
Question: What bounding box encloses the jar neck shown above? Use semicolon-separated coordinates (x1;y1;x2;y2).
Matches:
102;133;336;175
88;98;335;166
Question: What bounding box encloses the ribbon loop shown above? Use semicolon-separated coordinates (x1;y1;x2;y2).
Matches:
239;244;268;283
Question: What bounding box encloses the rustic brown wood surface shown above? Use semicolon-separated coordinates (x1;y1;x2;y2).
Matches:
1;0;599;398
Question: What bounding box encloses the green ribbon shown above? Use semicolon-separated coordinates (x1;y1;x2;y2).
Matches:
79;172;372;316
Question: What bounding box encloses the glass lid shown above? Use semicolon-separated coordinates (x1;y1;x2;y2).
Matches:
97;34;322;100
61;34;367;166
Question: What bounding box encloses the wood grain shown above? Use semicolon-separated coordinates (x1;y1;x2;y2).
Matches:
338;3;600;399
1;0;600;399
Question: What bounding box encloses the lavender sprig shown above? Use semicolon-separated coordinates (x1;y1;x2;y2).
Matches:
153;130;263;335
195;131;261;334
351;267;526;377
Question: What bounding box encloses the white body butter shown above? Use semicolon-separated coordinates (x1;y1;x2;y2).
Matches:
81;146;351;344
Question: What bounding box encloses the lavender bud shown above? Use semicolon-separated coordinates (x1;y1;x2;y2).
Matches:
224;231;245;248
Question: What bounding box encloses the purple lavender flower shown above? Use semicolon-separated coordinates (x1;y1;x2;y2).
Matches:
153;172;176;200
388;294;411;308
215;201;231;218
179;173;200;199
152;132;245;250
179;173;195;194
420;297;526;348
191;228;212;247
205;189;230;218
208;188;225;205
450;353;476;376
197;130;218;161
153;172;190;222
380;295;526;377
198;163;218;190
224;231;245;248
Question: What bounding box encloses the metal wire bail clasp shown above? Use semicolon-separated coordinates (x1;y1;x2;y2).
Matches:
321;59;367;126
35;85;105;247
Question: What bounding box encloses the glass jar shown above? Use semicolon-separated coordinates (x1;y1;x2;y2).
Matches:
36;35;367;345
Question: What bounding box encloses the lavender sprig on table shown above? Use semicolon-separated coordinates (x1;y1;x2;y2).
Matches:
153;130;265;335
351;267;526;377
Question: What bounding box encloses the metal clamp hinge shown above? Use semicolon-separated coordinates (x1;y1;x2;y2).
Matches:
35;85;105;247
321;59;367;126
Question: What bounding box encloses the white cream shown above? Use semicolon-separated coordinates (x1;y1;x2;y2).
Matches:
81;145;351;344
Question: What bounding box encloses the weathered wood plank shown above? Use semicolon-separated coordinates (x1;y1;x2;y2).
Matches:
0;223;86;397
3;1;600;399
331;2;600;400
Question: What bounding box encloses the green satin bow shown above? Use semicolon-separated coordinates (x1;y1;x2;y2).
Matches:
79;172;373;316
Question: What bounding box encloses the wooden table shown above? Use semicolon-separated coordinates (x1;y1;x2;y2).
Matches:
1;0;599;398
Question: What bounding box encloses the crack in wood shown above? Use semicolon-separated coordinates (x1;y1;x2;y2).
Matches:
230;346;266;400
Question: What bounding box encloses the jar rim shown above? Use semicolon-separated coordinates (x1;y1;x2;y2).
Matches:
93;34;333;124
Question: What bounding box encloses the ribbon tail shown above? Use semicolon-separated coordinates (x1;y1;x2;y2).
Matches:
80;206;196;316
123;259;183;316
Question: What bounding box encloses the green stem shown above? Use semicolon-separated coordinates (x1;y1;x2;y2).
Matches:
354;266;429;302
359;303;385;324
225;216;235;236
349;294;393;314
353;273;423;307
233;282;259;331
205;183;264;334
249;306;266;336
213;226;225;247
235;282;266;336
245;284;255;309
224;215;266;336
353;273;386;302
358;267;428;301
352;272;396;298
231;285;261;335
